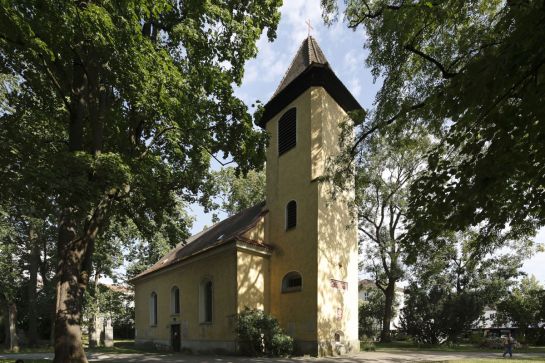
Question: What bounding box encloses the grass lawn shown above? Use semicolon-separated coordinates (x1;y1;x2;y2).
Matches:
367;341;545;354
86;339;143;354
0;339;146;357
428;357;544;363
0;347;52;355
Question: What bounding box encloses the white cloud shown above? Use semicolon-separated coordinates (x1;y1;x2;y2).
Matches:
348;78;362;99
279;0;324;51
243;63;258;84
343;49;359;71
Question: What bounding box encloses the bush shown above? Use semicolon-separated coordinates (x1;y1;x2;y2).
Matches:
361;341;376;351
271;333;294;357
479;337;522;350
235;308;293;357
392;331;410;341
469;332;485;346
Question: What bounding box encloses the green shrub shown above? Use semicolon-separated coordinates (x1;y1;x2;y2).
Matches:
235;308;293;357
469;332;485;346
271;333;294;357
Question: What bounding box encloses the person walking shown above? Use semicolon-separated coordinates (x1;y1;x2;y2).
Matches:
503;332;515;358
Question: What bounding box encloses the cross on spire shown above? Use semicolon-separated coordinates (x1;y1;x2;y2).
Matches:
305;19;313;36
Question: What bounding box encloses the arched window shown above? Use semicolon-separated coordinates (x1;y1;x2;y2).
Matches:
199;279;213;323
278;108;296;155
282;271;302;293
286;200;297;230
149;292;158;326
171;286;180;314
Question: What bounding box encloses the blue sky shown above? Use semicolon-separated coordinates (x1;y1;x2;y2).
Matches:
187;0;545;282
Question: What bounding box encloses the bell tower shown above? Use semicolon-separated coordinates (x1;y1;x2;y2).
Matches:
258;36;361;355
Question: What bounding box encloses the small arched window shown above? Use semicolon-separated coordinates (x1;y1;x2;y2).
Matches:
286;200;297;230
149;292;158;326
171;286;180;314
282;271;302;293
278;108;296;155
199;279;213;323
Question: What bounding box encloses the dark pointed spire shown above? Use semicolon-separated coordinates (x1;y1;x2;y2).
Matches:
258;35;362;127
272;36;330;97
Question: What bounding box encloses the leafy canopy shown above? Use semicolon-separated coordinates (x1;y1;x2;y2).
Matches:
0;0;281;243
402;230;533;343
322;0;545;254
496;275;545;338
207;167;265;220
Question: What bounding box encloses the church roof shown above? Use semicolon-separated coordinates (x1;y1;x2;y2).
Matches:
272;36;329;98
131;202;269;281
257;36;362;127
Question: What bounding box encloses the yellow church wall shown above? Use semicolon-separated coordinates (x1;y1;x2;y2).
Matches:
266;88;320;346
241;214;266;242
314;87;359;354
236;248;269;313
133;245;238;351
264;86;358;355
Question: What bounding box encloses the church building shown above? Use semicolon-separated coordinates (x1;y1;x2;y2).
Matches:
131;36;362;356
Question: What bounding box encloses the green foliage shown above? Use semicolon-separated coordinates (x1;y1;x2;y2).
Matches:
207;167;265;220
345;127;429;341
360;340;376;351
83;284;134;334
401;283;484;345
322;0;545;256
359;287;397;340
401;230;531;343
270;333;294;357
0;1;281;355
235;308;293;357
496;276;545;341
0;0;282;247
355;127;429;276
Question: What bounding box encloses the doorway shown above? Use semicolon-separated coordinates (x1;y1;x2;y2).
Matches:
170;324;181;352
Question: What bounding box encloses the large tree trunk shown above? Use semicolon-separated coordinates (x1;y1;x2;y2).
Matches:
88;272;101;348
2;303;9;349
53;56;89;363
27;221;40;346
8;302;18;352
380;282;396;343
53;47;117;362
53;212;89;363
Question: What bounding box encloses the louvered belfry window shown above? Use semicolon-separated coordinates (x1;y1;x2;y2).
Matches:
286;200;297;229
278;108;296;155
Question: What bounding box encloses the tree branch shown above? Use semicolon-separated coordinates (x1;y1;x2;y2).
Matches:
404;45;457;79
348;1;403;27
351;101;426;156
359;226;378;243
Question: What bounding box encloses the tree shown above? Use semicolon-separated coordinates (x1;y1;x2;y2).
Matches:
126;201;194;279
0;211;21;351
352;128;429;342
0;2;281;361
496;275;545;341
401;231;533;343
321;0;545;255
208;167;266;220
359;286;396;340
83;283;135;343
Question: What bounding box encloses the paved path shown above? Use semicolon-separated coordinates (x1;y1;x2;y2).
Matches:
1;351;544;362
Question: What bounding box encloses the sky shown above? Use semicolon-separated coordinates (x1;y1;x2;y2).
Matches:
185;0;545;283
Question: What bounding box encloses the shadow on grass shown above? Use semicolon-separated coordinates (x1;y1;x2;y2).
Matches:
372;341;545;354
